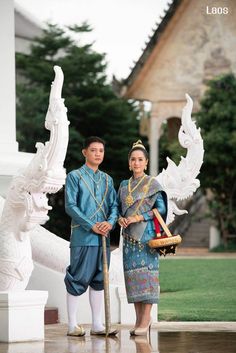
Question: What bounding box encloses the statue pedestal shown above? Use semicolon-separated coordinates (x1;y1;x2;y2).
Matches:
0;290;48;342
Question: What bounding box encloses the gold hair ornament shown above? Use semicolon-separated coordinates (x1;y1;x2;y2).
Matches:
131;139;146;151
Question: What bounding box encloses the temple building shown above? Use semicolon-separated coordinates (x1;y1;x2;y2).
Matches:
15;2;43;55
0;1;43;196
122;0;236;176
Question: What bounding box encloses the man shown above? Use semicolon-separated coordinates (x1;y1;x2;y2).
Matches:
64;136;118;336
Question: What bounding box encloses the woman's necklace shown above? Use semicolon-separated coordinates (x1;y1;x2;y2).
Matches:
125;174;146;206
83;167;101;188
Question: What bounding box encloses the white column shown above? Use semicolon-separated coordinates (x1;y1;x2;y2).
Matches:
149;116;160;176
209;225;221;250
0;0;18;155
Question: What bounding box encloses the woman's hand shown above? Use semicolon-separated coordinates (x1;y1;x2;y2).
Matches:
118;217;129;228
126;216;138;225
127;215;144;225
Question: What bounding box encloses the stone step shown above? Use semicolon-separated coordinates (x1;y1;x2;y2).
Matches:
187;220;210;228
182;237;209;247
185;231;209;237
44;307;59;325
183;242;208;247
183;233;209;239
187;224;210;233
189;226;210;233
177;247;209;255
181;216;210;248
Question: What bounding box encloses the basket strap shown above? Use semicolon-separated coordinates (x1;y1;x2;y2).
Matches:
153;208;172;238
153;216;161;238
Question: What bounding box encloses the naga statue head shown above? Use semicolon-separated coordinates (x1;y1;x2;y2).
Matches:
5;66;69;238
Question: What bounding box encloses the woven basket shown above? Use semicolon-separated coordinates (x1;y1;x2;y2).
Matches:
148;209;182;256
148;234;182;248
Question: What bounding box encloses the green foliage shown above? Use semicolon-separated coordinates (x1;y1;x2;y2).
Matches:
210;239;236;252
16;23;139;240
159;259;236;321
159;121;185;172
195;73;236;243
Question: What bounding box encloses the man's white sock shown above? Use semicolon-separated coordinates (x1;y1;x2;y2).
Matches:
67;292;80;331
89;287;105;331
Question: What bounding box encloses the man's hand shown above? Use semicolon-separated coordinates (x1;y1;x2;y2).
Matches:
92;224;107;236
96;221;112;234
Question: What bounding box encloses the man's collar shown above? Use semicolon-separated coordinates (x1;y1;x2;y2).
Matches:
83;164;99;174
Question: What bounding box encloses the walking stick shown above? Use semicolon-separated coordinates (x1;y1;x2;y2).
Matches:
102;235;111;336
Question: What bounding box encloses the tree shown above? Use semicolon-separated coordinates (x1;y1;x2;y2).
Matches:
16;23;140;241
195;73;236;245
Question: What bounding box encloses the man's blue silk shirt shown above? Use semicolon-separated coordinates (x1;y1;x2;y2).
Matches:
65;164;118;247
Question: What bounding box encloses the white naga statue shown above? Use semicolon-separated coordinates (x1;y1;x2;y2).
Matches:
157;93;204;224
0;66;69;291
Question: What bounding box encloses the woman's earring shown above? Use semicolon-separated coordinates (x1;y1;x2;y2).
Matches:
145;165;147;170
129;166;132;171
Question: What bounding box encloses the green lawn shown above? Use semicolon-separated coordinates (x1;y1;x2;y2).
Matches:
158;258;236;321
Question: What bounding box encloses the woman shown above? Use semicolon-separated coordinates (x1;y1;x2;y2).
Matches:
118;140;167;336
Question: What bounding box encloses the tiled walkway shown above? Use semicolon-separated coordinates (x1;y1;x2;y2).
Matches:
1;250;236;352
1;322;236;353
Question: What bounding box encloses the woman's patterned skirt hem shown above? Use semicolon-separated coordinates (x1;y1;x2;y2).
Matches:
124;267;159;304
